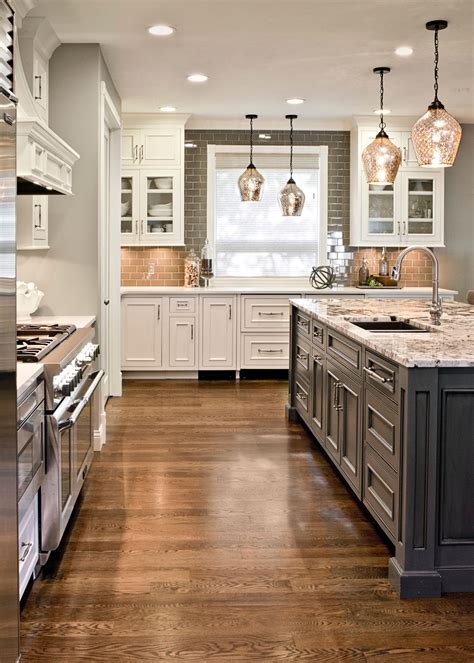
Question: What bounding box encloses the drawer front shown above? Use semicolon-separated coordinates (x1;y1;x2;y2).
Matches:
364;351;399;404
242;296;297;331
294;310;311;339
17;382;45;427
327;330;362;375
18;494;39;598
364;388;400;472
311;319;325;350
170;297;196;313
295;378;310;421
294;336;311;379
363;444;399;542
241;334;289;368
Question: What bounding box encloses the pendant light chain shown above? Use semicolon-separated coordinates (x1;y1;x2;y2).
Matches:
433;26;440;103
289;116;294;179
379;70;386;132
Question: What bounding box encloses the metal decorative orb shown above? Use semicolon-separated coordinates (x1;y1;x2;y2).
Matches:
309;265;336;290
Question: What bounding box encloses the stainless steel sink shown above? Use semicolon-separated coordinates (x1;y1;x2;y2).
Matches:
349;319;429;333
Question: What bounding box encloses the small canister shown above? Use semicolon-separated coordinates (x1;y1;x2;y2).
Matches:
184;249;200;288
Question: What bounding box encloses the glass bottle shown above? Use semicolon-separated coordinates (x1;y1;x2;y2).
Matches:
379;247;389;276
358;257;369;285
184;249;200;288
200;239;214;287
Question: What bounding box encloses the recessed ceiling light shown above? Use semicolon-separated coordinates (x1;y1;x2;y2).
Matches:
185;142;197;148
259;133;271;140
286;98;305;105
160;106;176;112
187;73;208;83
373;108;392;114
148;24;175;37
395;46;413;56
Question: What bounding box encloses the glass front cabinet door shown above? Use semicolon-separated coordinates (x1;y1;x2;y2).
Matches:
361;181;402;245
139;170;182;246
121;171;140;245
400;171;444;246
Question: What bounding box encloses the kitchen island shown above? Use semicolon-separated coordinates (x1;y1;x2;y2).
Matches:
287;298;474;598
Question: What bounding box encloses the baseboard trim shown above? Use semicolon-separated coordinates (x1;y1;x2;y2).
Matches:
389;557;442;599
123;371;199;380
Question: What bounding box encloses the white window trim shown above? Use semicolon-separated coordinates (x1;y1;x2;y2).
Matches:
207;144;328;287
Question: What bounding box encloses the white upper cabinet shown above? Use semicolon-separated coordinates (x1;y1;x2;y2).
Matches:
351;120;445;247
122;127;183;168
121;130;141;167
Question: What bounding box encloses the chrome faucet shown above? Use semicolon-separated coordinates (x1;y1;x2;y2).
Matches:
391;246;442;325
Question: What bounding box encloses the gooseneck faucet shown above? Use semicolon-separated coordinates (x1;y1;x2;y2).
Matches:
391;246;442;325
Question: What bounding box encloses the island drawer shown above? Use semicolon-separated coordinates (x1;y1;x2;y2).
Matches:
364;388;400;472
295;336;311;379
311;319;325;350
242;296;296;332
327;329;362;376
363;444;399;542
363;351;399;404
294;310;311;339
295;377;310;422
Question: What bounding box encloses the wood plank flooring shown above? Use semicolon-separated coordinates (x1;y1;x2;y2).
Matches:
20;380;474;662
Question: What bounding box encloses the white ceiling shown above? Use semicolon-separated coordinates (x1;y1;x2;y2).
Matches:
30;0;474;124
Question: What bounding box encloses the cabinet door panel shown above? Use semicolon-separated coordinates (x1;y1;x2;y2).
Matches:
340;374;362;494
141;128;181;167
121;298;162;368
121;170;140;243
325;367;341;463
200;297;235;368
122;130;141;166
169;317;196;368
401;171;444;245
139;170;182;245
310;353;325;442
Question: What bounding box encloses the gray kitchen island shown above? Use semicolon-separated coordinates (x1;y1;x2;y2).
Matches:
287;297;474;598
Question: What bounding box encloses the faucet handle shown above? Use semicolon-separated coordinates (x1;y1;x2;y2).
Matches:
429;301;443;326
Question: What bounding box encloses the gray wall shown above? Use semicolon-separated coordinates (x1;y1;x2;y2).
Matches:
436;123;474;303
17;44;121;317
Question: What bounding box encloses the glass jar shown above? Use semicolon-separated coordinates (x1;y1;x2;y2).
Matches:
358;257;369;285
200;239;214;286
184;249;200;288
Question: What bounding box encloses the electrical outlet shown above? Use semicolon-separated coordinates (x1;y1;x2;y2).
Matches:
147;261;156;277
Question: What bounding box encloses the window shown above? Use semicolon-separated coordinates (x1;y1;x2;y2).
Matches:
207;145;328;281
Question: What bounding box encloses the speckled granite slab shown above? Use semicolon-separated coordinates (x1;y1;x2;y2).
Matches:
290;298;474;368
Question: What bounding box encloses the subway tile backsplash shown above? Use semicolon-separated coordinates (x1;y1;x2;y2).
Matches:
121;129;431;288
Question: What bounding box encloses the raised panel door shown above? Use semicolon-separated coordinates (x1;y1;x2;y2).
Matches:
122;129;141;166
121;298;162;369
325;366;341;464
141;127;181;167
200;297;235;369
339;373;362;494
169;317;196;368
310;351;325;442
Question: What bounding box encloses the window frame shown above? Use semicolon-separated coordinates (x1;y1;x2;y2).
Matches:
207;144;328;286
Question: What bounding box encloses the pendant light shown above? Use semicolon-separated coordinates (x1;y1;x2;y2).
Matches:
238;114;264;201
411;20;462;168
279;114;305;216
362;67;401;185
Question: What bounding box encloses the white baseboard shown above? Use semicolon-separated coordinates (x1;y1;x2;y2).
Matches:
122;371;199;380
93;410;107;451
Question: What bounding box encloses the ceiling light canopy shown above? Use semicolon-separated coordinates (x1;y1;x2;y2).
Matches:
395;46;413;56
279;114;305;217
238;114;265;202
286;98;305;105
159;106;177;112
362;67;401;185
411;20;462;168
373;108;391;115
187;73;208;83
148;24;175;36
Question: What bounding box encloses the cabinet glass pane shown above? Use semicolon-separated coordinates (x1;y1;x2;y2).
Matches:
121;176;134;234
368;184;394;235
146;176;174;236
408;178;433;233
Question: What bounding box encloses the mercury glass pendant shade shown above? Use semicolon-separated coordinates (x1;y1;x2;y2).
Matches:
279;177;305;216
411;104;462;168
362;130;402;184
238;163;265;202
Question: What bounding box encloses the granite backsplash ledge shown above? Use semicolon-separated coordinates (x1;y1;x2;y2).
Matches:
121;128;431;288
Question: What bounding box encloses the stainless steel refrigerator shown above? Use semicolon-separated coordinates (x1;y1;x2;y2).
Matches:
0;2;20;659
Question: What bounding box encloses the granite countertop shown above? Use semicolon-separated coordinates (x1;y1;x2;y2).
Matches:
20;315;96;328
17;363;43;402
121;285;458;297
290;298;474;368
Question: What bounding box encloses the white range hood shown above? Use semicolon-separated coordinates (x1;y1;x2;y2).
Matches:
15;29;80;195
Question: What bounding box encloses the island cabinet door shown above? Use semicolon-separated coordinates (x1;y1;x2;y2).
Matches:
325;366;341;464
338;371;362;495
310;351;325;443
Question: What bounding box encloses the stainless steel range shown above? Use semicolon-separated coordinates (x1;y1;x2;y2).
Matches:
17;323;104;564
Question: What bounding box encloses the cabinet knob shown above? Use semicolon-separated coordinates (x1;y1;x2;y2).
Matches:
104;299;110;306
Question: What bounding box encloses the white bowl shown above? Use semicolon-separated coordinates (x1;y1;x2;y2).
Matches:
153;178;173;189
17;281;44;321
121;201;130;216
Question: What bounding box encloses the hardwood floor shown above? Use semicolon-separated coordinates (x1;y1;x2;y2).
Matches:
21;380;474;662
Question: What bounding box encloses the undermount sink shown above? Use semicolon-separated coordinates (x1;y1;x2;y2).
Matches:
349;318;430;333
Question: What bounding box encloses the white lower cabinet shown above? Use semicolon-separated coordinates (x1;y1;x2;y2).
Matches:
200;296;236;369
121;297;162;369
169;316;196;368
241;334;289;368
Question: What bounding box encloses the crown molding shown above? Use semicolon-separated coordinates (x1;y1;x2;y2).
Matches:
185;116;351;131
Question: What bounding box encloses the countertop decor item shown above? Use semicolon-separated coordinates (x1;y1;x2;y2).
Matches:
358;257;369;285
184;249;200;288
200;238;214;287
17;281;44;321
362;67;401;185
309;265;336;290
379;247;389;276
279;114;305;216
411;20;462;168
238;114;264;202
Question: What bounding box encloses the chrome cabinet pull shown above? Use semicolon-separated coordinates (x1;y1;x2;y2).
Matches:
333;381;343;409
139;145;144;162
313;328;322;338
258;311;284;316
191;323;194;340
296;352;307;361
141;220;144;235
19;541;33;563
34;75;42;100
258;348;283;353
335;384;344;411
135;220;138;235
229;304;232;320
312;353;322;361
157;304;161;321
296;390;307;402
363;365;393;384
133;145;138;162
34;204;41;229
403;146;407;163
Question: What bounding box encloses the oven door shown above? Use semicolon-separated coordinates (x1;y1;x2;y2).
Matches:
41;369;104;554
18;403;44;521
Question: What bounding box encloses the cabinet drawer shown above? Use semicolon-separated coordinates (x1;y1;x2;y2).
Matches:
295;378;310;420
327;330;362;375
18;494;39;598
242;296;296;331
364;350;399;404
364;388;400;472
294;336;311;379
311;319;325;350
363;444;399;542
294;310;311;339
170;297;196;313
241;334;289;368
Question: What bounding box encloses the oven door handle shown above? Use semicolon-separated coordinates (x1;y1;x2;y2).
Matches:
57;370;105;432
